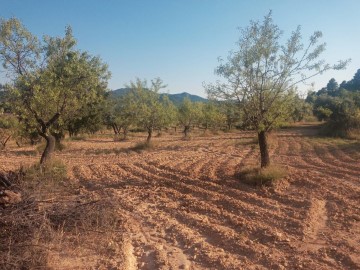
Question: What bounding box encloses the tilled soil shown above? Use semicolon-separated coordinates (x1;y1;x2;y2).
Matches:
1;126;359;269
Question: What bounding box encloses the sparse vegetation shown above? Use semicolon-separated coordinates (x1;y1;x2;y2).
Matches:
238;164;287;186
131;141;158;152
0;8;359;270
0;159;124;269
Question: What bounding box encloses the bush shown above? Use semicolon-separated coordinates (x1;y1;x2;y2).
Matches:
312;91;360;138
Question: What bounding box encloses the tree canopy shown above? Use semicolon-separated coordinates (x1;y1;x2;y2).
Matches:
0;18;110;164
126;78;176;142
205;11;349;167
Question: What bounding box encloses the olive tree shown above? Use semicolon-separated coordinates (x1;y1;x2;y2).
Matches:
0;112;19;149
0;18;110;164
178;97;203;138
205;12;348;168
104;93;138;140
127;78;176;142
200;102;226;131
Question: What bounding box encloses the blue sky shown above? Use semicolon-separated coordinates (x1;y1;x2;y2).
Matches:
1;0;359;97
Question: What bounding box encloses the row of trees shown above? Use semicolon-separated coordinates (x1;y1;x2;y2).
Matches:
102;83;233;141
0;12;350;169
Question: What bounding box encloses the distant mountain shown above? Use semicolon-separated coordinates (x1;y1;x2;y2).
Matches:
110;88;208;105
109;88;132;98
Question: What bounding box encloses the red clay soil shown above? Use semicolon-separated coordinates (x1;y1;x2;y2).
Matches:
1;125;359;269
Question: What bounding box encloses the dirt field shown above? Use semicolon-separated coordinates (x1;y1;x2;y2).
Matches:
1;125;359;269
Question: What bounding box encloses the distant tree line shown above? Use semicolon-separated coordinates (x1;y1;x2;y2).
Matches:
306;69;360;137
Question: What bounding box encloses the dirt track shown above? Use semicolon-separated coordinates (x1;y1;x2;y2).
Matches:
1;125;359;269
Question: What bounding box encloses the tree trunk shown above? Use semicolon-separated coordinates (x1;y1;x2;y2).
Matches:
1;135;11;149
112;124;120;135
53;132;64;150
123;127;128;140
40;133;56;165
146;128;152;143
258;130;270;168
184;126;190;138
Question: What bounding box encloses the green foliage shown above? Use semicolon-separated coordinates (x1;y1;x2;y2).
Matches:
200;102;226;130
206;11;347;133
290;95;313;122
205;11;348;167
307;70;360;138
0;112;20;148
103;93;137;140
126;77;176;141
177;97;203;136
0;18;110;163
66;93;108;136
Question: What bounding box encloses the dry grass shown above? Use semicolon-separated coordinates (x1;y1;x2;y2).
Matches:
131;141;158;151
0;160;124;269
238;164;288;186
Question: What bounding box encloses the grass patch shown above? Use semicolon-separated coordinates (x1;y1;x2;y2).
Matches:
20;159;71;200
131;141;158;152
233;137;258;147
85;148;127;155
238;165;287;186
68;135;87;141
0;160;124;269
12;150;38;156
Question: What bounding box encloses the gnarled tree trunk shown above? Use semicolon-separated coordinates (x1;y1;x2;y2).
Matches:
40;133;56;165
258;130;270;168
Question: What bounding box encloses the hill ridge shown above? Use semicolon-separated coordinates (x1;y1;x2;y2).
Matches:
110;88;207;105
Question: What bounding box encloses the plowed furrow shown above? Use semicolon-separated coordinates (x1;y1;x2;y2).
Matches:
174;156;209;178
119;209;191;270
116;191;245;269
301;141;358;177
213;153;240;180
313;144;360;173
327;144;359;164
103;164;128;178
160;206;279;268
150;188;301;265
87;164;112;181
237;145;259;168
288;171;360;210
72;165;96;180
130;162;304;234
153;187;297;243
145;159;309;213
287;136;302;151
297;142;360;189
